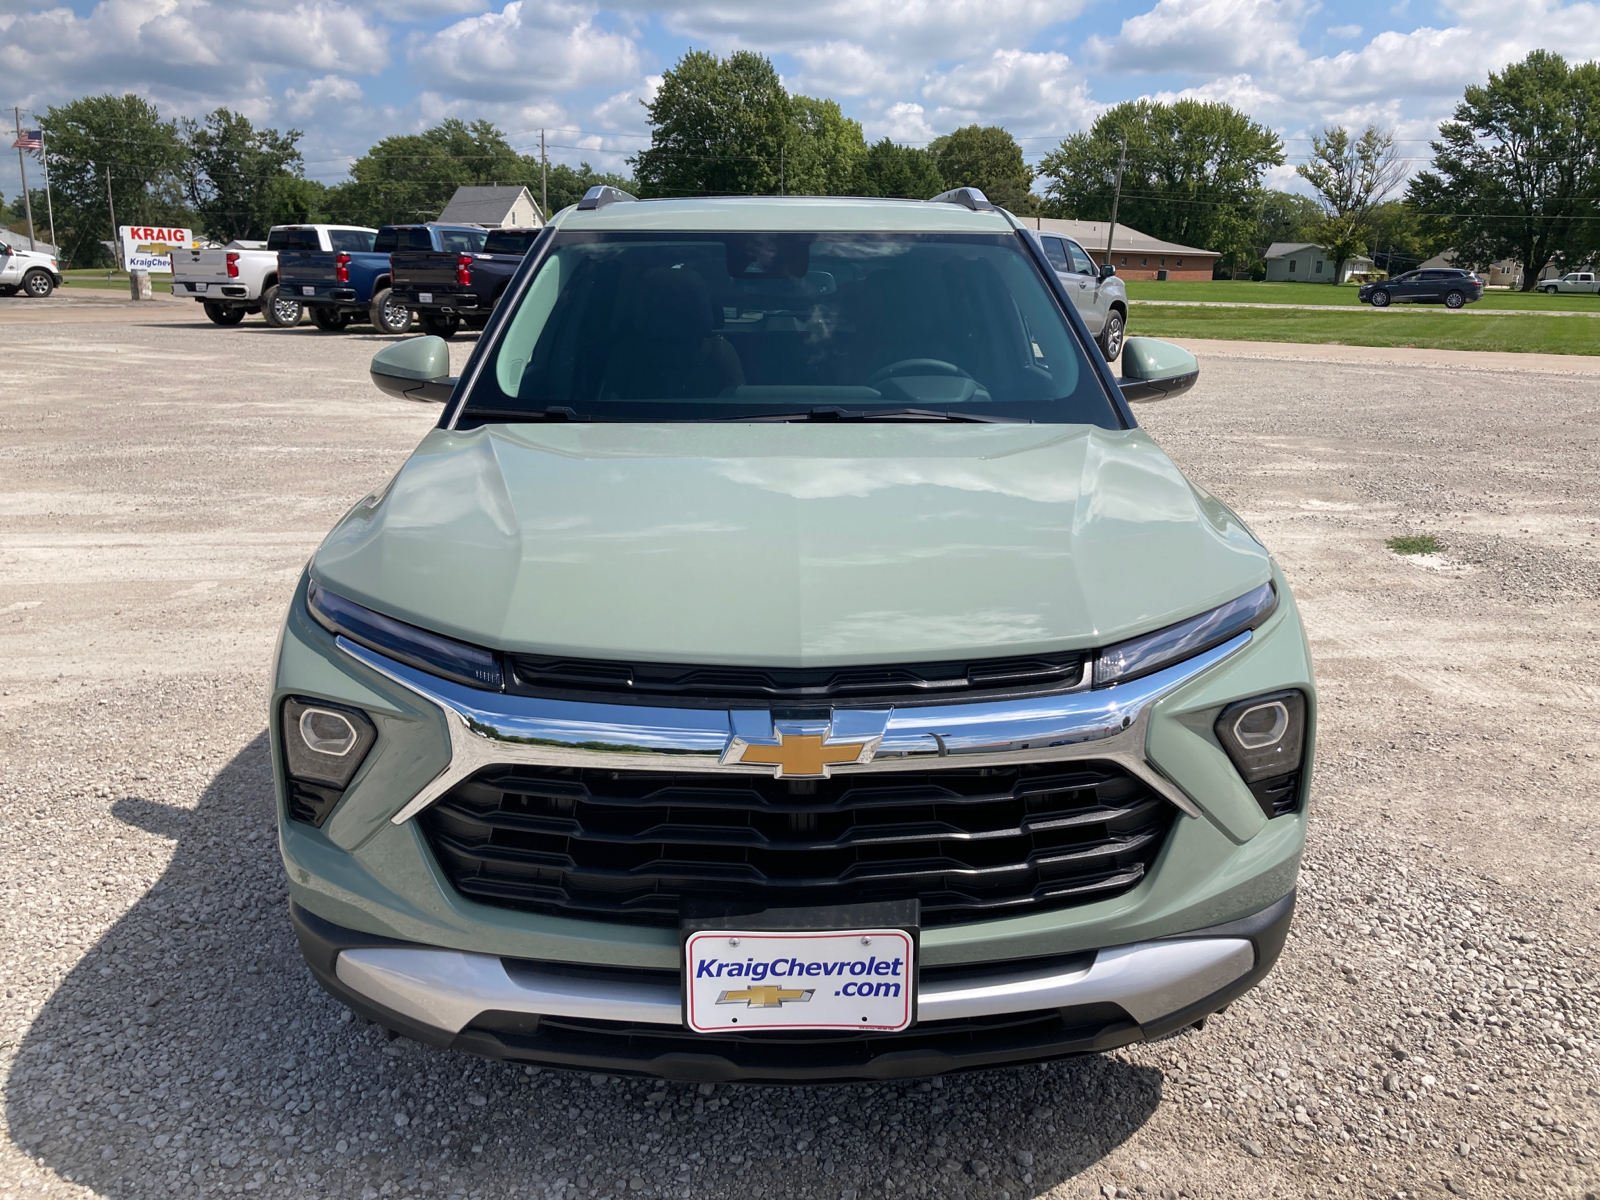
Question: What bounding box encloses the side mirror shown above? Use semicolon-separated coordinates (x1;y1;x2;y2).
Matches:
1099;262;1116;279
1117;337;1198;403
370;336;456;403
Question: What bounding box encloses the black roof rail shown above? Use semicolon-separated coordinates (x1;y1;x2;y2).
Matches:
928;187;995;212
577;185;639;211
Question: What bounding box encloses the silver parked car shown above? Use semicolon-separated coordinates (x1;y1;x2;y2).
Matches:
1033;230;1128;361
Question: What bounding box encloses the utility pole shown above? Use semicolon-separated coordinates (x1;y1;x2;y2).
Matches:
779;146;784;196
13;107;37;250
104;164;118;269
1102;135;1127;273
539;129;547;220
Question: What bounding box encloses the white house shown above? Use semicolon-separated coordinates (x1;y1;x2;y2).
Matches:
1263;242;1374;283
436;185;543;229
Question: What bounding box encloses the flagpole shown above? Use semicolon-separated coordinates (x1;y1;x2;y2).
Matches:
13;106;37;251
39;122;56;251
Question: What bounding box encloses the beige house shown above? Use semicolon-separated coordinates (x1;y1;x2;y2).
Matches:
1263;242;1374;283
436;185;544;229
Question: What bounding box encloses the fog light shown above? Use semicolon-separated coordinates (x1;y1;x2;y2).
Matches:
300;708;358;756
281;697;377;827
1215;690;1307;818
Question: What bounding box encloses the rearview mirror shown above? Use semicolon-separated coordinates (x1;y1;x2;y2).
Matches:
1117;337;1198;403
1099;262;1116;279
370;336;456;403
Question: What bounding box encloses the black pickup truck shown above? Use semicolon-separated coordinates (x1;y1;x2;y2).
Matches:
390;227;542;337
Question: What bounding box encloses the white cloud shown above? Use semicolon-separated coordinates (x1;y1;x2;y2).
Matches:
409;1;642;101
1090;0;1311;75
373;0;486;18
284;74;366;120
920;49;1099;137
1326;22;1361;37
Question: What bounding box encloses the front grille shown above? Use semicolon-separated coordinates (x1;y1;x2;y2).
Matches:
505;647;1088;708
1249;770;1302;819
419;761;1173;928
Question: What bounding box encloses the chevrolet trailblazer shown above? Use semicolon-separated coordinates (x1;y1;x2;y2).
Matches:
272;186;1315;1083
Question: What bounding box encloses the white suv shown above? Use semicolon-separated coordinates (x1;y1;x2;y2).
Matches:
1031;230;1129;361
0;239;62;298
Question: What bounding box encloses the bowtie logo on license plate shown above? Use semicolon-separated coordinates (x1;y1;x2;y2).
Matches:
716;985;814;1008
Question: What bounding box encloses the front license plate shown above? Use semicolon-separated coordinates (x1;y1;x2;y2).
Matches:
301;286;316;296
419;292;432;303
684;928;915;1033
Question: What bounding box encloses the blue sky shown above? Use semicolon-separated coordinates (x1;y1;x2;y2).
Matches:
3;0;1598;208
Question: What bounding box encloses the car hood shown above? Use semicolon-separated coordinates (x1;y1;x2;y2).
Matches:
311;422;1270;666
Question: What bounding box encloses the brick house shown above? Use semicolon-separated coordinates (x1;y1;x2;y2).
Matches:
1017;218;1219;281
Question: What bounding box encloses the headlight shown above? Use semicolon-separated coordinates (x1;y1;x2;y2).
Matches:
1214;689;1308;818
281;696;377;827
307;579;503;690
1094;582;1276;687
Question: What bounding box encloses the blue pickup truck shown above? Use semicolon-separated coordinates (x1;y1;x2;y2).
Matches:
277;223;488;334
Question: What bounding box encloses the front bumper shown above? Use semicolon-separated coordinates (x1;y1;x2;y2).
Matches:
294;893;1293;1082
273;565;1315;1075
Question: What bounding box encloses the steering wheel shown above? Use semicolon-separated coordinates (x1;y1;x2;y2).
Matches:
866;358;971;386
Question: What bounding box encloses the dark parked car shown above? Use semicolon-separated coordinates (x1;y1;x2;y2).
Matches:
390;227;542;338
1360;268;1483;309
278;223;488;334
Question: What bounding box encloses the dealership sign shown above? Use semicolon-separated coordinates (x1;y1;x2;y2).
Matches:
119;226;194;273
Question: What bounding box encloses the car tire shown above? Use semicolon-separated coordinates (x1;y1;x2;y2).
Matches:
310;307;350;332
203;302;246;326
420;312;460;340
370;288;413;335
261;285;304;328
1444;290;1465;309
22;269;55;298
1542;285;1559;294
1370;289;1391;307
1096;309;1125;362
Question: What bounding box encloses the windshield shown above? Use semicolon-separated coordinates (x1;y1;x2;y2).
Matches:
459;231;1118;426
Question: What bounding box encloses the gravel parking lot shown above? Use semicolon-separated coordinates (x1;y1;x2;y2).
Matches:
1;298;1596;1200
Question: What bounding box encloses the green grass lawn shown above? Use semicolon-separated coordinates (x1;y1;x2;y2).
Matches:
60;269;174;293
1130;303;1600;355
1125;279;1595;312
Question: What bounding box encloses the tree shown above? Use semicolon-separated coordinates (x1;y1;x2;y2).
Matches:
1366;199;1447;275
183;108;306;243
1038;100;1284;267
40;93;191;267
1296;124;1405;282
784;95;866;195
328;119;528;226
929;125;1036;214
1257;190;1324;247
633;51;791;197
1408;50;1600;290
853;138;944;199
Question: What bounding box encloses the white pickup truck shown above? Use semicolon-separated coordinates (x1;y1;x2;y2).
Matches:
1539;271;1598;295
0;237;62;298
170;225;376;327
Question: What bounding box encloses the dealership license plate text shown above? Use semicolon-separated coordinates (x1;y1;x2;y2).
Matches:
683;928;914;1033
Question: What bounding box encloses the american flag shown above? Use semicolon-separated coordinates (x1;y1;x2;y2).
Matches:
11;130;43;151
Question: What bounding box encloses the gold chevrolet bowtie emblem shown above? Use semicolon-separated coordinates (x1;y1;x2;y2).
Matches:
738;733;868;779
716;985;815;1008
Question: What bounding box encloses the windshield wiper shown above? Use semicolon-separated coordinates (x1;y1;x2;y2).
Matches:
710;406;1030;424
458;405;593;422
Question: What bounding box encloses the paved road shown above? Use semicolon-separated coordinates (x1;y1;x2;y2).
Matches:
1;303;1596;1200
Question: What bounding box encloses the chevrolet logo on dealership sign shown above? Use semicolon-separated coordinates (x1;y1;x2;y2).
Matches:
720;717;885;779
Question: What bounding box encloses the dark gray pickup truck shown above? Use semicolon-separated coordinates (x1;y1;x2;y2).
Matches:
390;227;542;338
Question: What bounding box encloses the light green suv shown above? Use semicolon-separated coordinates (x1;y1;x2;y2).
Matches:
273;186;1314;1083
